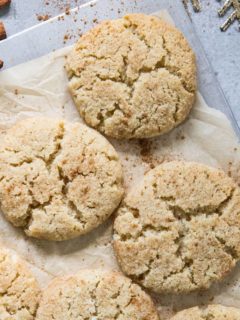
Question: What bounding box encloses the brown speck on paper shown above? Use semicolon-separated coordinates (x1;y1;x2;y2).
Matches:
37;1;82;24
227;161;233;178
63;34;69;44
65;6;70;15
36;14;51;21
176;131;186;141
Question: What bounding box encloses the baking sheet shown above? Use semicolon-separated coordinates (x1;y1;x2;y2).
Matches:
0;10;240;319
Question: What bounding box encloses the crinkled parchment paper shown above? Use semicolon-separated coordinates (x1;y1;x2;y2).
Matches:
0;11;240;319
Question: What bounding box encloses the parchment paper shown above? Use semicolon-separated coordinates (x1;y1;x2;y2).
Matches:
0;11;240;319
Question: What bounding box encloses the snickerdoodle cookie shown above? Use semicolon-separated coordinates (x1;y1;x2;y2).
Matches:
171;305;240;319
36;270;159;320
113;161;240;294
0;118;123;241
0;247;41;320
66;13;196;139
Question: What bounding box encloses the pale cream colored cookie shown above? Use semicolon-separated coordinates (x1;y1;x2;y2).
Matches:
0;246;41;320
171;305;240;319
113;161;240;294
66;13;196;139
0;118;124;241
36;269;159;320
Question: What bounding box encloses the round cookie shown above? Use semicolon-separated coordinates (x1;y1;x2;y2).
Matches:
171;305;240;319
66;13;196;139
0;246;41;320
36;270;159;320
0;118;124;241
113;161;240;294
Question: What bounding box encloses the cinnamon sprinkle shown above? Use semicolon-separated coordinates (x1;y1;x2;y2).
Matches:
36;14;51;21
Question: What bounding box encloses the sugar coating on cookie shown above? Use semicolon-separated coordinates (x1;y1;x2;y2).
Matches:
66;13;196;139
171;305;240;319
113;161;240;294
0;118;124;241
36;270;159;320
0;247;41;320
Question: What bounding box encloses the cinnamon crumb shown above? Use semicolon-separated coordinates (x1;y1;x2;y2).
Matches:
65;6;70;15
63;34;69;44
36;14;51;21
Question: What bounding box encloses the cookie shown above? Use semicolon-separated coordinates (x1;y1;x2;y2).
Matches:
0;118;124;241
0;246;41;320
171;305;240;319
36;270;159;320
66;13;196;139
113;161;240;294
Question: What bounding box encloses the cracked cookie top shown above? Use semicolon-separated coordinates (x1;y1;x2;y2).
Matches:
113;161;240;294
36;270;159;320
0;247;41;320
0;118;124;241
171;305;240;319
66;13;196;139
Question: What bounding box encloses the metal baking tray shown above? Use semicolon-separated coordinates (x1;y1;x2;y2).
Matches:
0;0;239;136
